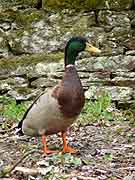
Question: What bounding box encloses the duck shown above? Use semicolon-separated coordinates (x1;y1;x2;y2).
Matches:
17;37;101;154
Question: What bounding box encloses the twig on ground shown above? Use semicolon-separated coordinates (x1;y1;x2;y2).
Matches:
65;174;98;180
118;167;135;171
95;168;107;174
10;149;42;173
14;166;52;176
13;167;98;180
14;166;42;175
63;172;99;180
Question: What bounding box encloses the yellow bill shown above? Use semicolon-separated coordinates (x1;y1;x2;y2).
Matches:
85;42;101;54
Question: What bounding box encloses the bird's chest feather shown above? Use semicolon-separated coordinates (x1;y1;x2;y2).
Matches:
58;85;84;117
55;67;85;118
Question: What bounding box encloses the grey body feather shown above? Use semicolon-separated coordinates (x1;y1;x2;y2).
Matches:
22;88;76;136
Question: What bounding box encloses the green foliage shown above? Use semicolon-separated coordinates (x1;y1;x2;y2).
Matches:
45;172;69;180
109;177;117;180
103;153;113;161
127;132;133;143
0;96;27;122
50;153;82;166
0;165;11;178
79;91;135;126
43;154;82;179
79;92;113;125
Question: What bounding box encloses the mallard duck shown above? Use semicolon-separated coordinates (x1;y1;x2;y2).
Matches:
17;37;101;154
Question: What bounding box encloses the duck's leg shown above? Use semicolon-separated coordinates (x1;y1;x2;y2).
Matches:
41;135;59;154
61;132;77;154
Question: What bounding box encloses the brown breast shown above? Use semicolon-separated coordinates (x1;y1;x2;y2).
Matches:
52;65;85;118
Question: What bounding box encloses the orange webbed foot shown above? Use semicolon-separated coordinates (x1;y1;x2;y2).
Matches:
62;145;77;154
43;148;59;155
61;132;77;154
42;135;59;155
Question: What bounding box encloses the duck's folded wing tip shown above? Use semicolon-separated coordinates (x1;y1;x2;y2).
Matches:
15;127;24;135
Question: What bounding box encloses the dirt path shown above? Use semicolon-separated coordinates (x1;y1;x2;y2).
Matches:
0;122;135;179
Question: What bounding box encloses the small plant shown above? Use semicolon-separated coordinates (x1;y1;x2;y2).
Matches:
0;96;27;122
78;91;113;125
4;101;26;121
50;153;82;166
104;153;113;161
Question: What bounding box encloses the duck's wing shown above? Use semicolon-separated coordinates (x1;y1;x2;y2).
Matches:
16;91;46;135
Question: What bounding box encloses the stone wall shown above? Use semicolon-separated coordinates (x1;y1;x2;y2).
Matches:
0;0;135;108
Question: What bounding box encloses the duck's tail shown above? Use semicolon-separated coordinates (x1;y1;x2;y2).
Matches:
15;120;24;135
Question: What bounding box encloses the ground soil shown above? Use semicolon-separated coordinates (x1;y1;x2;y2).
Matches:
0;121;135;180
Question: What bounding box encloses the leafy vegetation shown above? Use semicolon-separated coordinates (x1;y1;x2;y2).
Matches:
78;91;135;126
0;96;27;129
49;153;82;166
78;92;114;125
0;92;134;130
0;96;27;121
103;153;113;161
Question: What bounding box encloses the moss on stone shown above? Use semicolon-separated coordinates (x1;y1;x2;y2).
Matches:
0;32;8;50
23;0;39;7
43;0;132;11
108;0;132;10
43;0;105;11
0;0;39;8
15;9;44;27
0;52;64;73
16;87;32;95
0;8;44;27
0;8;17;22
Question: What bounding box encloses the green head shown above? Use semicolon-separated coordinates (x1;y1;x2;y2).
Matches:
64;36;101;66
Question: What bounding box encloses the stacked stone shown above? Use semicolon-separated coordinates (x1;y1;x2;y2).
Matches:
0;0;135;108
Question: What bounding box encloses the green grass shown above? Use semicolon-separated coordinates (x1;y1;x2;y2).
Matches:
0;96;27;129
0;93;134;129
79;91;114;125
0;96;27;121
1;93;113;126
79;91;135;126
